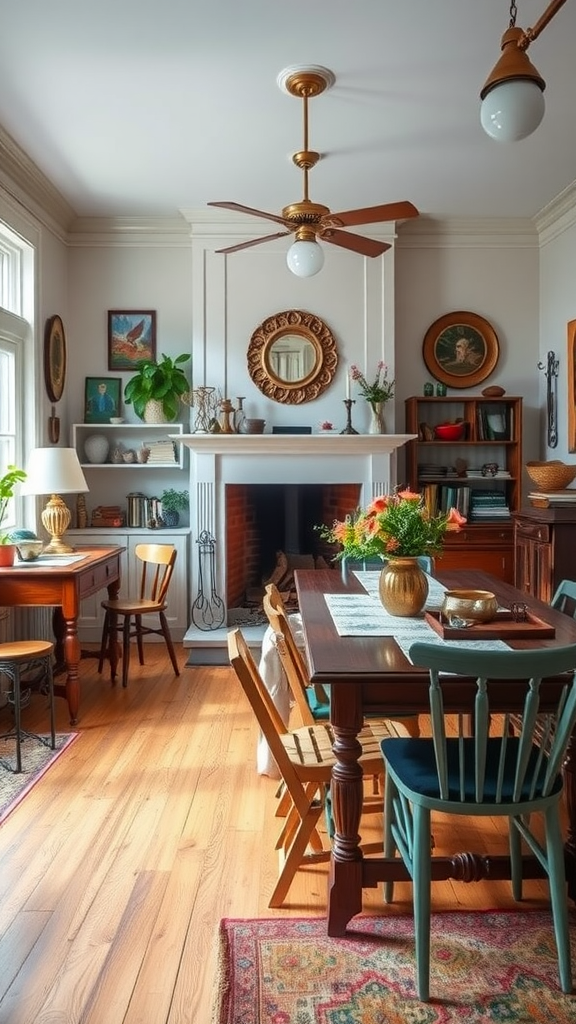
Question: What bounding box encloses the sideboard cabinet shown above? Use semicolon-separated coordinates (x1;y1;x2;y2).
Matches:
513;507;576;603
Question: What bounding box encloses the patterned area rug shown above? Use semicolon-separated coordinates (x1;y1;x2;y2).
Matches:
213;911;576;1023
0;733;77;824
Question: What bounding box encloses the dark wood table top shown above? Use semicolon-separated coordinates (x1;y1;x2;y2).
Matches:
295;567;576;713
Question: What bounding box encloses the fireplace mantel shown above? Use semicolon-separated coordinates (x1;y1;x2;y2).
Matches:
175;433;416;455
174;430;416;660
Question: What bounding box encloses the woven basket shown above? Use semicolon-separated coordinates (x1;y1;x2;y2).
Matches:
525;460;576;492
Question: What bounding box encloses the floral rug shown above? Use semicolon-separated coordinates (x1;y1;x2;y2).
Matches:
0;733;77;824
213;911;576;1023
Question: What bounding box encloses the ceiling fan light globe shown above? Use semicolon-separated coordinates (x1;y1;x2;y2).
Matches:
480;79;545;142
286;239;324;277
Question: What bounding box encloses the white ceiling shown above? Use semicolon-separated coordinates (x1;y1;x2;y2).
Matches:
1;0;575;224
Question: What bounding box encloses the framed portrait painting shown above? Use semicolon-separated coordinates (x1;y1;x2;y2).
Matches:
84;376;122;423
422;311;499;389
108;310;156;370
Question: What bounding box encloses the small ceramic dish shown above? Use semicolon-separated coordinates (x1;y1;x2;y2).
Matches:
441;589;498;627
16;540;44;562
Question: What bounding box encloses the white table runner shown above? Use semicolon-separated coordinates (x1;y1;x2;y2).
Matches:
325;571;509;660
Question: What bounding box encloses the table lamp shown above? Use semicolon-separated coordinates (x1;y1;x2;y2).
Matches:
22;447;89;554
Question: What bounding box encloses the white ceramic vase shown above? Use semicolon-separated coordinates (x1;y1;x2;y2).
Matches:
84;434;110;464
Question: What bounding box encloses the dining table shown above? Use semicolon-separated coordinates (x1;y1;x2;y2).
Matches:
294;565;576;937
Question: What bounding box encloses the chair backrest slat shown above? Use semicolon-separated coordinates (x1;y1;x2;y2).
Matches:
410;642;576;807
134;543;177;604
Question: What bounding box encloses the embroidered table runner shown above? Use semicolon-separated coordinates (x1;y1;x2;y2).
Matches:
324;571;509;659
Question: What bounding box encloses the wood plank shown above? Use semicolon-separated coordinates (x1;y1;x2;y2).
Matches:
0;645;562;1023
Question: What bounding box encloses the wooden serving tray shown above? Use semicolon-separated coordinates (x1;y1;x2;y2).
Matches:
425;609;555;640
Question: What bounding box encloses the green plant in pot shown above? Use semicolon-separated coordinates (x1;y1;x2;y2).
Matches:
0;464;27;563
159;488;189;528
124;352;191;423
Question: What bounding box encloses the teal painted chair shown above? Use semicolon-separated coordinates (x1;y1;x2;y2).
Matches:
381;641;576;1001
552;578;576;617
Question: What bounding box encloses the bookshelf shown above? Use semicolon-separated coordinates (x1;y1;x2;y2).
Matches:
405;395;523;582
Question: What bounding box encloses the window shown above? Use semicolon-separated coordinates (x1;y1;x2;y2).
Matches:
0;218;35;533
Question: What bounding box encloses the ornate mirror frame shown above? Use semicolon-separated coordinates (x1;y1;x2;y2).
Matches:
247;309;338;404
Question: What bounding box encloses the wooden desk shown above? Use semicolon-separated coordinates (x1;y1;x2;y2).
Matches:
295;567;576;936
0;546;122;724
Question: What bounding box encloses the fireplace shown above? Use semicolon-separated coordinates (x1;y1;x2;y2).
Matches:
225;482;362;608
174;432;415;662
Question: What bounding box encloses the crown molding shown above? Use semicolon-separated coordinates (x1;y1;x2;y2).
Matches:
533;179;576;245
67;215;191;246
397;215;538;248
0;124;75;236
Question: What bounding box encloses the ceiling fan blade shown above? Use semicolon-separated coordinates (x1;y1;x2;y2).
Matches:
327;201;419;228
215;231;293;255
321;228;391;258
208;201;289;227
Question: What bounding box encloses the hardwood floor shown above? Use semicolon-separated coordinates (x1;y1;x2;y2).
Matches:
0;644;557;1023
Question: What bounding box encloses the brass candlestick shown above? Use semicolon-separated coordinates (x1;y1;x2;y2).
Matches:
340;399;359;435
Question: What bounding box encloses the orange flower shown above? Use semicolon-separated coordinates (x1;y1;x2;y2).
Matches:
445;508;467;531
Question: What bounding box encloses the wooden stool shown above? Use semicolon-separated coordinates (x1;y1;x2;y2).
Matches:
0;640;56;773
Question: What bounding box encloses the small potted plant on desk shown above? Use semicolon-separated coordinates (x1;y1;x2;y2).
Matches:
0;465;27;566
159;488;189;528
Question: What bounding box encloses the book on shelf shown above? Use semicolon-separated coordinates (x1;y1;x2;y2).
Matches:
529;490;576;508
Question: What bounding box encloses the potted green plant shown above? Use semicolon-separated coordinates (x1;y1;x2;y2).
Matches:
124;352;191;423
159;488;189;527
0;464;27;564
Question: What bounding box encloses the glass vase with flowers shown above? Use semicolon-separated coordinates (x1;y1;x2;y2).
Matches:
319;490;466;616
349;362;395;434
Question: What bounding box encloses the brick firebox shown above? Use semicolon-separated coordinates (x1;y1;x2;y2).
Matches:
225;482;361;608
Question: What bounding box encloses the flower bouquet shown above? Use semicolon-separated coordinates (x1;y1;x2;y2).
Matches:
319;489;466;562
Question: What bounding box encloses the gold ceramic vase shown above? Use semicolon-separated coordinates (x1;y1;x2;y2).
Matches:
378;557;429;617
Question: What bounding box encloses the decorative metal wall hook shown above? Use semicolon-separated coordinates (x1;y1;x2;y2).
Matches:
537;350;559;448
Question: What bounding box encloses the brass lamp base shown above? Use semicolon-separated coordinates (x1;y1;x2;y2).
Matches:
41;494;74;554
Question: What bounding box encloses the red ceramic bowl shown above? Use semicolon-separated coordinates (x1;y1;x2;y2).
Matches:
434;422;465;441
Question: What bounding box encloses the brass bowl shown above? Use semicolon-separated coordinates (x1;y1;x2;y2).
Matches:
441;589;497;627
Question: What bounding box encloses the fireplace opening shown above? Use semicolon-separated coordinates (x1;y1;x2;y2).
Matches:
226;481;361;613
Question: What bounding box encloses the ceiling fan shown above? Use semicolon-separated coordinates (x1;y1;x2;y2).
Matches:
208;65;419;277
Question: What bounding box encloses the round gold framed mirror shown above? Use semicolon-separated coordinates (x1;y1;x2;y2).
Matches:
247;309;338;404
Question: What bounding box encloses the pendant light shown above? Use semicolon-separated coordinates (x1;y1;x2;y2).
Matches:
480;0;568;142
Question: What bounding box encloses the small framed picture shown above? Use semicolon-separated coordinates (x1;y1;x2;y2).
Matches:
84;376;122;423
107;310;156;370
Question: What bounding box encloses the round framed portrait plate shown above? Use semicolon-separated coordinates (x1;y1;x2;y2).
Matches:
44;314;67;403
422;311;499;389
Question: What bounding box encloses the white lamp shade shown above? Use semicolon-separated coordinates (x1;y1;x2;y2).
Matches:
286;239;325;277
22;447;89;495
480;79;545;142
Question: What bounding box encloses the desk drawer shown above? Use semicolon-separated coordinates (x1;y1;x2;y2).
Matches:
78;555;120;597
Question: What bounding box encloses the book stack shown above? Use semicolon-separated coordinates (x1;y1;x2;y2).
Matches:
145;439;178;464
469;489;510;521
529;490;576;508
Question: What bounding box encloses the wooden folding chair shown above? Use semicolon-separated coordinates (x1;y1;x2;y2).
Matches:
228;627;393;908
263;582;420;737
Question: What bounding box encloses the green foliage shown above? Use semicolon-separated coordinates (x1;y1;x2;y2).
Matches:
160;488;189;512
0;465;27;543
124;352;191;420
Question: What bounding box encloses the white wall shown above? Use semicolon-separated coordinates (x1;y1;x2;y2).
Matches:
538;204;576;461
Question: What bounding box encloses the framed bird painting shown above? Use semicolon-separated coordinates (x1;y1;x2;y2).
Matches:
107;310;156;370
